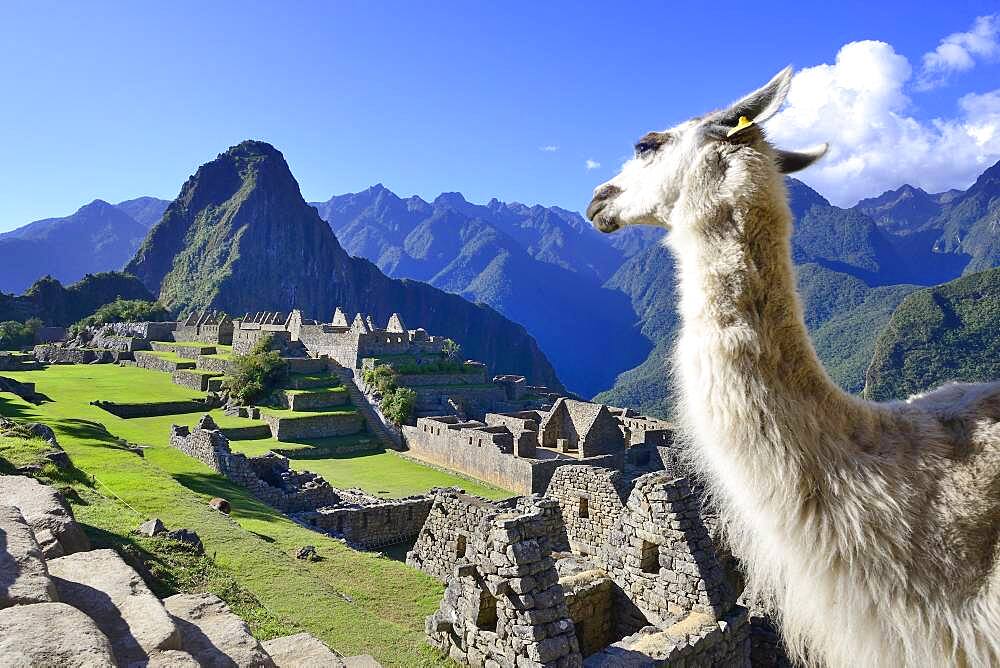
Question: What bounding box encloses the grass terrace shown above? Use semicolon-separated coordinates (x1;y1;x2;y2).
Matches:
0;363;506;664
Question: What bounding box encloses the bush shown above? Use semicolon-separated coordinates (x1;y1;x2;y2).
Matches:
381;387;417;426
0;318;41;350
362;364;398;395
442;338;461;361
229;335;287;405
69;299;170;336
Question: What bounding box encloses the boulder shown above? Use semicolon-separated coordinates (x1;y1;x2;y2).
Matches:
47;548;181;666
0;505;58;608
262;633;344;667
146;649;202;666
0;475;90;558
209;497;231;514
164;593;275;667
137;517;167;537
0;602;116;667
295;545;318;561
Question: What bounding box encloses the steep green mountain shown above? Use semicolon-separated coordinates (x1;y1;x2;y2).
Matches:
312;187;651;395
595;179;921;417
126;140;562;389
863;267;1000;401
0;200;149;293
0;272;154;326
115;196;171;228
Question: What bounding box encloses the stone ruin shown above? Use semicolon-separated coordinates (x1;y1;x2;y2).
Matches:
408;465;757;666
402;399;674;496
169;416;431;549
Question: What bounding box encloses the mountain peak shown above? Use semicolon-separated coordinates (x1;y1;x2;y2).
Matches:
433;192;467;207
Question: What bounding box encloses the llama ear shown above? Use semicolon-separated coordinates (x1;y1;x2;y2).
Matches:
707;66;793;126
775;144;829;173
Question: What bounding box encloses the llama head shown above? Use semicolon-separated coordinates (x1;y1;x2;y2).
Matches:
586;66;828;233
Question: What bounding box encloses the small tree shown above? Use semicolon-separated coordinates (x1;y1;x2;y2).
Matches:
229;335;287;405
362;363;398;396
441;338;461;361
381;386;417;426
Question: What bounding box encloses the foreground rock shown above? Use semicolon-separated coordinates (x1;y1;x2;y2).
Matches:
164;592;275;667
0;475;90;558
47;548;181;666
0;505;58;608
262;632;343;666
0;601;116;666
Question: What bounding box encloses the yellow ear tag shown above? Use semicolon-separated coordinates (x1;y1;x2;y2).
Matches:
727;116;754;137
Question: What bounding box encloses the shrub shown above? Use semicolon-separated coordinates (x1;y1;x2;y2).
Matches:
381;386;417;426
442;338;461;361
229;335;287;405
362;363;398;396
0;318;41;350
69;299;170;336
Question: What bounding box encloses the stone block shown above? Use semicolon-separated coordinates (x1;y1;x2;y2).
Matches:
0;505;58;608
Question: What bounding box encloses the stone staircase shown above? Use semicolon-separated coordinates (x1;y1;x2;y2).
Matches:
329;365;402;450
0;474;382;667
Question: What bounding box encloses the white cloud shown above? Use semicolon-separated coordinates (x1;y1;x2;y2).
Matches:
585;159;601;170
539;145;559;152
918;15;998;89
767;40;1000;206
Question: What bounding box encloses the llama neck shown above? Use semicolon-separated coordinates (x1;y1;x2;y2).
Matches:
668;165;849;463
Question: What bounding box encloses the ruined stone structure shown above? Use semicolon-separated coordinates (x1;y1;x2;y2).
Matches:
169;417;429;549
402;400;672;496
418;493;582;667
411;467;753;666
173;311;233;345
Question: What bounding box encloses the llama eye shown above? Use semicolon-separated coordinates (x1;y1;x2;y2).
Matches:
634;142;655;157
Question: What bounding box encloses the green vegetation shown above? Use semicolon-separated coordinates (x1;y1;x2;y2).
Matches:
441;338;460;360
0;317;41;350
381;386;417;426
363;354;477;376
362;364;416;425
70;298;170;336
0;364;465;665
864;266;1000;401
229;335;287;405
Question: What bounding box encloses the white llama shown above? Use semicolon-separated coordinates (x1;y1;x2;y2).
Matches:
586;67;1000;668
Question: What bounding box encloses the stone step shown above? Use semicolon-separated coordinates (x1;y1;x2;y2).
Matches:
282;388;349;411
47;548;181;666
164;592;275;667
0;601;116;666
0;475;90;558
0;505;58;608
262;632;346;667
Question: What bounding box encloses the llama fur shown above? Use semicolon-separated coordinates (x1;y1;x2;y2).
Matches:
587;67;1000;668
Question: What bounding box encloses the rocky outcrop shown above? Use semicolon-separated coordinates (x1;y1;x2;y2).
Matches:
47;549;182;666
0;505;58;608
125;140;561;388
262;633;342;667
164;593;275;667
0;475;90;558
0;602;117;666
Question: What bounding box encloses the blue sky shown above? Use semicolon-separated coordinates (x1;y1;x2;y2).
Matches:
1;1;998;230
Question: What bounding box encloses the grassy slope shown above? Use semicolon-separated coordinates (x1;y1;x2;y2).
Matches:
0;364;467;666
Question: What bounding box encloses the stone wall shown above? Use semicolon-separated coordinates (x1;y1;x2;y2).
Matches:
561;571;615;657
33;346;96;365
282;390;348;411
546;466;634;557
133;351;196;373
404;419;622;495
298;495;433;550
171;370;222;391
262;412;363;440
602;473;734;628
424;497;582;667
93;399;209;419
169;420;426;548
393;370;487;387
195;355;233;374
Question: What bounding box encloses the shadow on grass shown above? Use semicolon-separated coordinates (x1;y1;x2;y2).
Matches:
0;393;38;421
172;471;295;526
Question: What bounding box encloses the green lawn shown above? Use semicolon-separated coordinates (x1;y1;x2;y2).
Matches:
0;364;490;665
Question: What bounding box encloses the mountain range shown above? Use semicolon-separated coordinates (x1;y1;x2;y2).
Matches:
3;143;999;414
125;141;561;389
0;197;169;294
